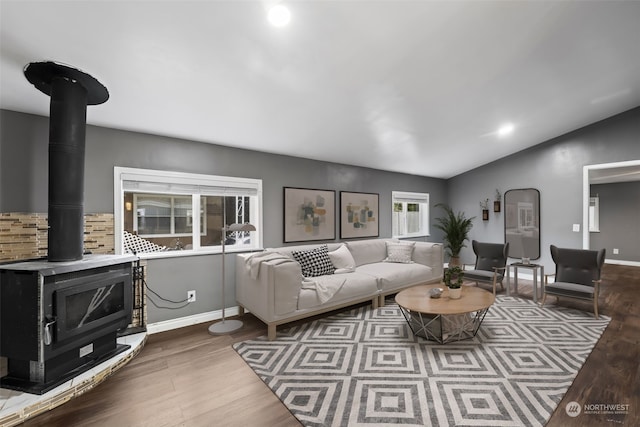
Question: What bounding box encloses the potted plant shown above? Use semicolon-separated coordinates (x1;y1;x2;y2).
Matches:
480;198;490;220
444;265;464;299
494;189;502;212
433;203;475;266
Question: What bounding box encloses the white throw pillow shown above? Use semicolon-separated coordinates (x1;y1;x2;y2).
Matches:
328;244;356;273
384;241;415;263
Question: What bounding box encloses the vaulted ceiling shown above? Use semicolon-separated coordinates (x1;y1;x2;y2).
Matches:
2;1;640;179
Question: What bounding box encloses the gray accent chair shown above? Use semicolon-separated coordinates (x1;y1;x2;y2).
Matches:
543;245;605;318
463;240;509;295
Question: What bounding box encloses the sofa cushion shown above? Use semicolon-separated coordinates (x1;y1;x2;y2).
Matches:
385;241;415;263
329;244;356;273
292;245;335;277
346;239;390;266
357;262;433;291
298;271;379;310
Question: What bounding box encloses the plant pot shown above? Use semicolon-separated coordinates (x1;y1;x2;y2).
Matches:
448;256;461;267
494;201;501;212
482;209;489;221
448;287;462;299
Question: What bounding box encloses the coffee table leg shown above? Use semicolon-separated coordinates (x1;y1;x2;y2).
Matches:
399;306;444;343
399;306;491;344
441;308;490;343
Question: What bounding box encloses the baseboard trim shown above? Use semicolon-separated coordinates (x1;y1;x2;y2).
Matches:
605;259;640;267
147;306;241;334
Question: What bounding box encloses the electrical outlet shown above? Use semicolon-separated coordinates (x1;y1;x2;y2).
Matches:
187;290;196;302
613;248;619;255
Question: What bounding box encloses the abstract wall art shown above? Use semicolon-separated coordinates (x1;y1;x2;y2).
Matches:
283;187;336;242
340;191;379;239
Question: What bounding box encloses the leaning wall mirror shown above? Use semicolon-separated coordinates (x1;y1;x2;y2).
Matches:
504;188;540;260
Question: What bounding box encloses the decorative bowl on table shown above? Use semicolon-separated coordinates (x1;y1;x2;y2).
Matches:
429;287;443;298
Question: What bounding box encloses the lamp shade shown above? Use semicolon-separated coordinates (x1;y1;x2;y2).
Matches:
225;223;256;232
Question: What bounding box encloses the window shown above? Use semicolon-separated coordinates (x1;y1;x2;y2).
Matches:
392;191;429;238
114;167;262;257
517;202;534;230
134;195;204;237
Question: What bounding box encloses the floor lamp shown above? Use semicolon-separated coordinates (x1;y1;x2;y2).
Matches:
208;222;255;335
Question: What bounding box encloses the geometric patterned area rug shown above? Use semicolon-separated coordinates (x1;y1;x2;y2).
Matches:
233;296;610;427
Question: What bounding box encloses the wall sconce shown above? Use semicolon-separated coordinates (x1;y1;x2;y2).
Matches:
125;201;132;211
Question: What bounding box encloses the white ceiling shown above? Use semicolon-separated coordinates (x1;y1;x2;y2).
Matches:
2;1;640;179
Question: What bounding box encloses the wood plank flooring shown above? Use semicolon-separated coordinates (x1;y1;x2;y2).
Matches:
20;264;639;427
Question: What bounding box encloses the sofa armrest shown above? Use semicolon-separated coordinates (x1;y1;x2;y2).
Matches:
235;254;304;322
412;242;444;278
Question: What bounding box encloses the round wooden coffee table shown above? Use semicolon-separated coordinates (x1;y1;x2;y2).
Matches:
395;283;495;343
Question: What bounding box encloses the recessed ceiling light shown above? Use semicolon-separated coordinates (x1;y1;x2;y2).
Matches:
268;4;291;27
497;123;515;137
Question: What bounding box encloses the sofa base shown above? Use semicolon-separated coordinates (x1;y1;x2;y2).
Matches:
242;295;379;340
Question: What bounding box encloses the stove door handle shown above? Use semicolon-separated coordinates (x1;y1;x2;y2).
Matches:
44;318;56;346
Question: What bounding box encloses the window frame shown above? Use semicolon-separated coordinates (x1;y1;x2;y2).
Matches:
391;191;430;239
114;167;263;259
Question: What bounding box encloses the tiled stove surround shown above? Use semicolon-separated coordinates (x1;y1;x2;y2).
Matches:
0;212;115;262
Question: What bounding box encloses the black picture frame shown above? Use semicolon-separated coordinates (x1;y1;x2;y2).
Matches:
340;191;379;239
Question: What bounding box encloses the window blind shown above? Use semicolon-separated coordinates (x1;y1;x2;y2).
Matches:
392;191;429;204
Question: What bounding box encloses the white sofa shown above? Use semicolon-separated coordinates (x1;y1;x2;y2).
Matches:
236;238;443;339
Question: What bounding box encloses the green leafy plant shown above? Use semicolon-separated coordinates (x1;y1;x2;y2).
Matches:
495;189;502;202
433;203;475;264
480;198;489;210
444;266;464;289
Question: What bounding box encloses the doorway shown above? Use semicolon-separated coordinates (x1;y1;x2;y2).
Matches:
583;160;640;265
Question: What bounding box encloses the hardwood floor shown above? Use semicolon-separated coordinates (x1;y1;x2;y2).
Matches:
21;264;639;427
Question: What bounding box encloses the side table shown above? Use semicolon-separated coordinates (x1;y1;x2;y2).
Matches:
507;262;544;302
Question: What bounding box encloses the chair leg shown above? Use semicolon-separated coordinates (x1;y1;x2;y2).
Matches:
594;298;599;319
541;292;546;308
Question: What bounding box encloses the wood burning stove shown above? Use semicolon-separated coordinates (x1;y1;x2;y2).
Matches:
0;62;138;395
0;254;137;394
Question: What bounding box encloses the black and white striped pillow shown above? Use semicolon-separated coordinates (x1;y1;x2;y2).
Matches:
292;245;335;277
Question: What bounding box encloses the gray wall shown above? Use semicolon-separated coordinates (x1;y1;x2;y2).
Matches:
447;106;640;271
590;181;640;262
3;106;639;324
0;109;447;323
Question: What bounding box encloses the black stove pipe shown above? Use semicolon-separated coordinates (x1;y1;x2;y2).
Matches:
47;77;87;261
24;61;109;262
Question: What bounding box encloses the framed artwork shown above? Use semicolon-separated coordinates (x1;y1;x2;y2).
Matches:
340;191;379;239
283;187;336;243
